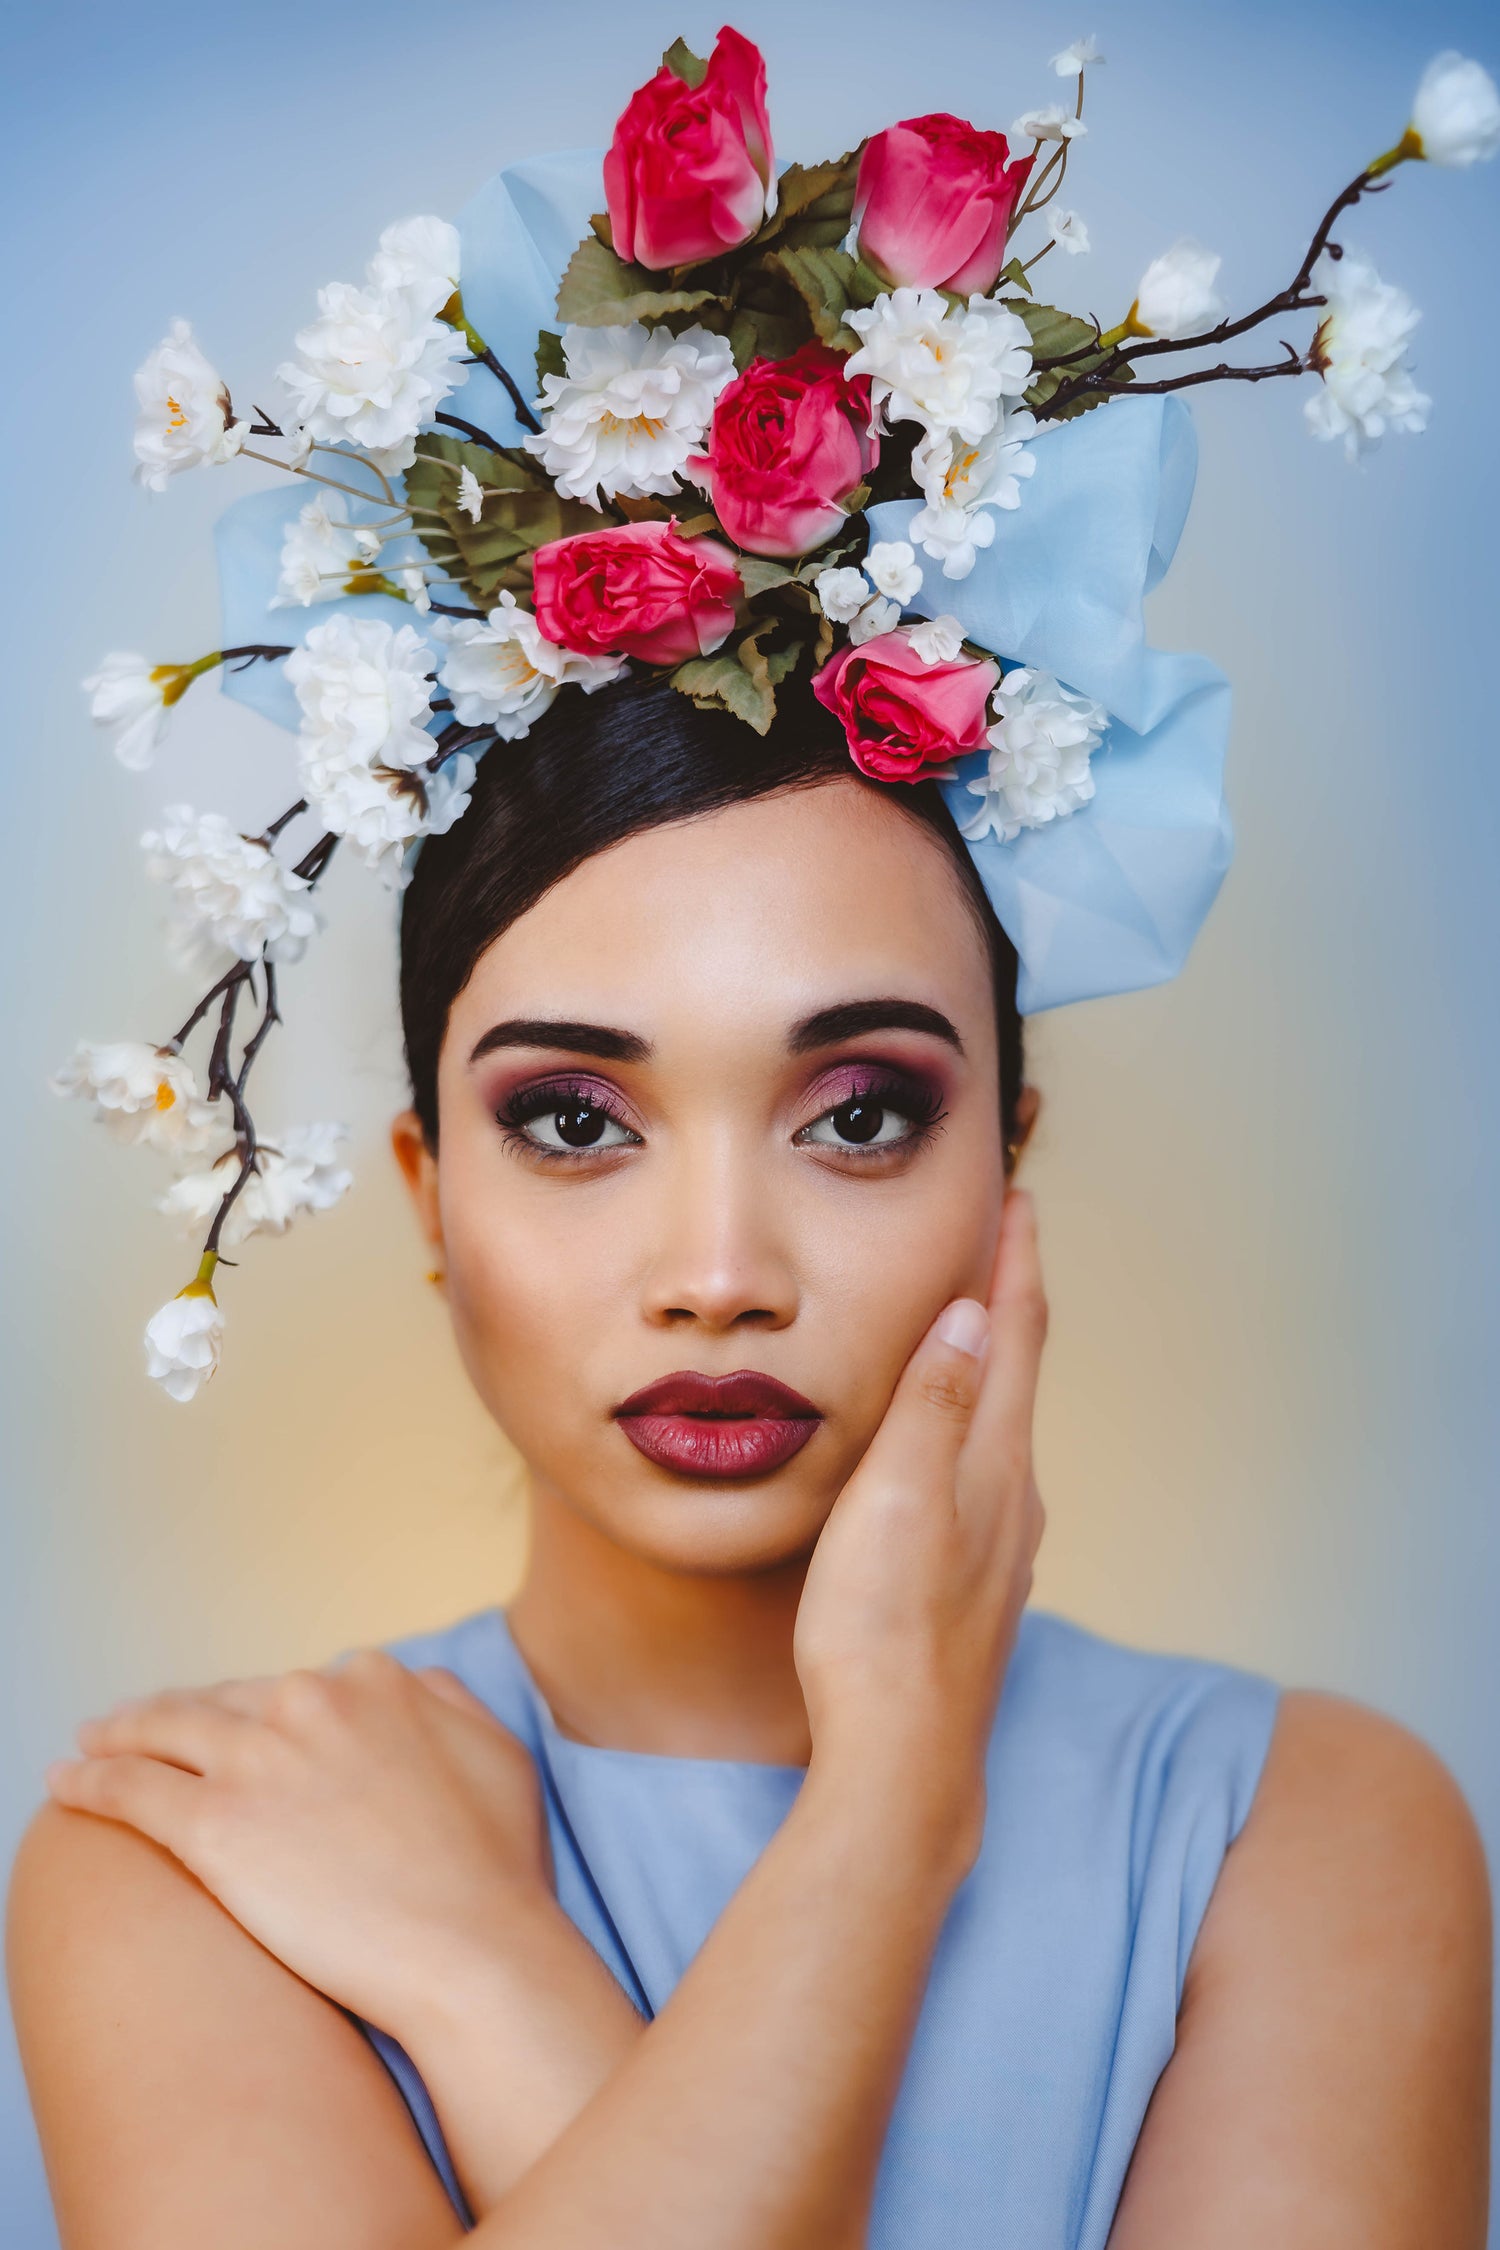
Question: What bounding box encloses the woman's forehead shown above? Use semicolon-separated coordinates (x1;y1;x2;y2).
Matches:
449;783;995;1036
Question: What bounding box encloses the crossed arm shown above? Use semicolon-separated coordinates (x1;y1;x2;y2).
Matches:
7;1200;1492;2247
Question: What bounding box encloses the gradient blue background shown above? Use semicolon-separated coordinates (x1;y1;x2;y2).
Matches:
3;0;1497;2236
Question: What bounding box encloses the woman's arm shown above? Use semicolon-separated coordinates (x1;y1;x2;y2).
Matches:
1107;1690;1492;2250
6;1802;462;2250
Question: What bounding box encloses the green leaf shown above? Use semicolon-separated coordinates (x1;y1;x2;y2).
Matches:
535;329;565;389
733;556;797;599
762;150;864;251
405;432;605;606
1013;300;1134;419
556;235;719;328
671;647;777;734
767;245;861;348
765;641;805;686
728;301;812;370
998;257;1034;297
662;35;708;87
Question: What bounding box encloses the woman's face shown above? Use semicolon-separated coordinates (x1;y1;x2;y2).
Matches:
395;777;1010;1575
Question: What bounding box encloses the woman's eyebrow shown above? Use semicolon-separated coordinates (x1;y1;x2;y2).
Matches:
788;999;966;1055
468;1019;653;1066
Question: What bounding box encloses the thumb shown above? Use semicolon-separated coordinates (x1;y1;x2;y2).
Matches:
853;1297;990;1506
415;1665;497;1722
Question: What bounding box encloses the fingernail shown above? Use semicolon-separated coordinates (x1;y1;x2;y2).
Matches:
936;1298;989;1358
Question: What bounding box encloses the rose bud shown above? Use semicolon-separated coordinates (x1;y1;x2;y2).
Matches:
812;627;999;782
853;113;1034;296
604;26;775;272
686;343;879;559
531;520;743;669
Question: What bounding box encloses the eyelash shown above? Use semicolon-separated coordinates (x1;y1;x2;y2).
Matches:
494;1069;949;1165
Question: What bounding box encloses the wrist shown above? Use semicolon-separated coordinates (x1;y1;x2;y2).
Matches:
799;1740;985;1902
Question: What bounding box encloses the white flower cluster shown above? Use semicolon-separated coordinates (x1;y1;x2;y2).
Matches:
140;807;323;976
283;615;455;884
1304;249;1430;460
525;322;736;508
271;496;384;609
435;592;625;738
49;1041;224;1156
277;216;469;475
814;540;926;642
845;290;1037;583
133;320;248;492
49;1036;354;1400
960;667;1109;843
157;1123;353;1253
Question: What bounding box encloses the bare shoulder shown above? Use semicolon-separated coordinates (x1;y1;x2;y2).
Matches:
7;1799;457;2250
1108;1690;1492;2250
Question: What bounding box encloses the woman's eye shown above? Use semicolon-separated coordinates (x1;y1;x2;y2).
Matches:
513;1100;637;1155
799;1097;919;1150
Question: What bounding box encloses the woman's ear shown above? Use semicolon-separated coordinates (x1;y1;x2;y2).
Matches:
1009;1083;1043;1170
390;1108;444;1254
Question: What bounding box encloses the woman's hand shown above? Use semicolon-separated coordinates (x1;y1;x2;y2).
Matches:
43;1650;558;2036
793;1185;1047;1874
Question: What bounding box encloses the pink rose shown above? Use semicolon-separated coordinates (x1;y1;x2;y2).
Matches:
686;344;879;559
812;628;999;783
531;520;743;669
604;26;774;272
854;113;1034;296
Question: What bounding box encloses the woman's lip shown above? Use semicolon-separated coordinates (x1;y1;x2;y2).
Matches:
615;1370;821;1420
614;1370;822;1481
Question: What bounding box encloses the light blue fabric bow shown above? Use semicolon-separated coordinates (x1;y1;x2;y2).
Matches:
216;150;1232;1014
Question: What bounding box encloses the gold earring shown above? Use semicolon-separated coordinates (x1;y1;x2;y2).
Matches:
425;1268;445;1286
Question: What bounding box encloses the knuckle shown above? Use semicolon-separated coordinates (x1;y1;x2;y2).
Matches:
919;1361;979;1421
266;1667;337;1729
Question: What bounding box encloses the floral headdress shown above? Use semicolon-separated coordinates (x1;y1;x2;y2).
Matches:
56;30;1499;1399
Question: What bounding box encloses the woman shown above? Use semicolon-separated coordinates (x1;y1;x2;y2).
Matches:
7;675;1492;2247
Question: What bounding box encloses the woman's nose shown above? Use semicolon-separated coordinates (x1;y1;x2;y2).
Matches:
638;1139;798;1332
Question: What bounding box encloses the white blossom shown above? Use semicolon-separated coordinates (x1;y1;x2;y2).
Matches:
1410;52;1500;169
1131;239;1225;340
1050;36;1102;74
284;615;439;876
1048;208;1091;255
270;495;382;609
283;422;316;467
456;464;484;522
422;751;478;838
1304;249;1430;461
908;615;965;665
400;566;432;613
140;806;322;975
1012;106;1087;143
277;280;468;474
367;216;462;321
157;1123;353;1251
865;540;924;604
49;1041;224;1155
83;653;176;770
132;321;248;491
144;1287;223;1403
847;595;902;645
525;323;736;508
844;289;1034;446
435;592;624;737
908;408;1038;579
813;565;872;624
960;667;1107;842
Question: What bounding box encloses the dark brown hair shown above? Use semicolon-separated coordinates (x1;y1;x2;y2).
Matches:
399;669;1024;1150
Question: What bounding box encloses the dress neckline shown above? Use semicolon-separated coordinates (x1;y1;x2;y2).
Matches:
488;1605;812;1780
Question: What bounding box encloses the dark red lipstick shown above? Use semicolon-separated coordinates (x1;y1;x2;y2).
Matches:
614;1370;822;1480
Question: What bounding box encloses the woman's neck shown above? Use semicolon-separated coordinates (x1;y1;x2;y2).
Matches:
503;1484;814;1766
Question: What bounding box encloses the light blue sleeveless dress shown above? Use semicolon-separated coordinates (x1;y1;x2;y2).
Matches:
343;1603;1279;2247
